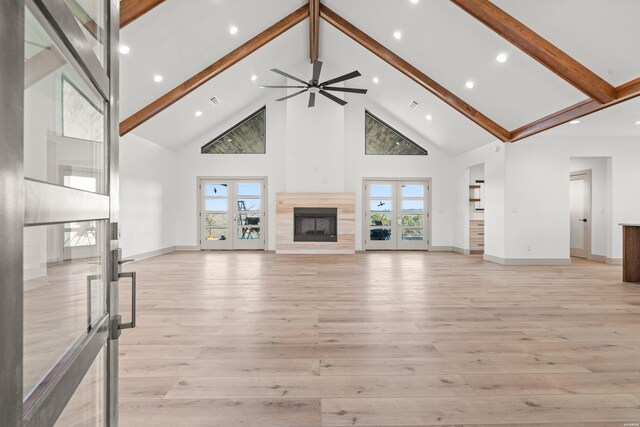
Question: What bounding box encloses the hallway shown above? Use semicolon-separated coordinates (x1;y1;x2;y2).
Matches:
118;252;640;426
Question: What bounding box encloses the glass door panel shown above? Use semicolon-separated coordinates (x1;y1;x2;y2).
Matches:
201;181;232;249
365;180;430;250
234;181;264;249
366;183;395;250
398;182;427;250
24;7;107;194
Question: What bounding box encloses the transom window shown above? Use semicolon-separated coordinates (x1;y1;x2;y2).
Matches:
201;107;266;154
365;110;428;156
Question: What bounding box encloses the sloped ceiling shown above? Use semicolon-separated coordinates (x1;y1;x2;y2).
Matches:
120;0;640;154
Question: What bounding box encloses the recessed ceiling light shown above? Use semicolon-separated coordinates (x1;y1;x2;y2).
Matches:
425;114;433;121
119;44;130;54
465;80;475;89
393;31;402;40
251;74;257;82
153;74;163;83
229;26;238;35
195;111;203;117
635;120;640;125
496;53;508;63
410;0;419;3
372;77;379;84
569;119;580;124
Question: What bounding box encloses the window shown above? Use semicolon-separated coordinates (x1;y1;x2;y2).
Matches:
201;107;266;154
62;75;104;142
365;111;428;155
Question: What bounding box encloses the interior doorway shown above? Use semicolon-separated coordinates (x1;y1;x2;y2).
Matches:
363;178;431;250
570;170;592;258
199;178;267;250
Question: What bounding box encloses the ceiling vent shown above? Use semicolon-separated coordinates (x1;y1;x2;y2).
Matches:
209;96;221;106
408;100;419;110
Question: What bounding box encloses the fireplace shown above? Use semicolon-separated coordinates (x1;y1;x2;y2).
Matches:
294;207;337;242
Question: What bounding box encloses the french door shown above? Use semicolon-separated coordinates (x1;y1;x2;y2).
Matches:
2;0;130;426
200;178;266;250
364;179;430;250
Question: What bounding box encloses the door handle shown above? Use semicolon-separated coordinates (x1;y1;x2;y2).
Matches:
578;218;588;222
118;271;136;330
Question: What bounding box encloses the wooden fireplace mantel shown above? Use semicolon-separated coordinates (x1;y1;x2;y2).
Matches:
276;192;355;254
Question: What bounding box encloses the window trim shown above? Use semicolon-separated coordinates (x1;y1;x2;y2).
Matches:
364;110;428;156
201;106;267;154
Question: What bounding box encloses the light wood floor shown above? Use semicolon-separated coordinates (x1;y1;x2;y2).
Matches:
119;251;640;426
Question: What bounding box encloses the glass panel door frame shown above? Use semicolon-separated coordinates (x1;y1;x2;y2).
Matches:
198;177;268;251
1;0;123;425
363;178;431;251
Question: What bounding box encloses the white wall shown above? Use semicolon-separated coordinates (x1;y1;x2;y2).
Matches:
453;142;506;258
172;91;460;250
570;157;610;258
120;133;178;258
502;135;640;262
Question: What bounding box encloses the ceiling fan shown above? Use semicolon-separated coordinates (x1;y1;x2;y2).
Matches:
260;60;367;107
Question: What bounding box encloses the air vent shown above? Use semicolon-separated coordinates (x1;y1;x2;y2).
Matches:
209;96;221;106
408;100;419;110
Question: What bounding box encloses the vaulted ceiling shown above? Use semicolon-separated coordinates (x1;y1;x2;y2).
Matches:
120;0;640;154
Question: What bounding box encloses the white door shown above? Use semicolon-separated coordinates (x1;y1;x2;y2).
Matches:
365;179;430;250
570;171;591;258
200;179;266;250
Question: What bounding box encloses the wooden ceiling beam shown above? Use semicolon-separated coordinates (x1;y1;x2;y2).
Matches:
509;77;640;141
320;4;511;142
120;5;309;136
309;0;320;62
120;0;166;28
450;0;616;104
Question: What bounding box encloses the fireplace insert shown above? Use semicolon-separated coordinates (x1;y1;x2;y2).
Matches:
293;207;337;242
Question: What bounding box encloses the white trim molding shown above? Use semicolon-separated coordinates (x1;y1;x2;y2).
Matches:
484;254;572;266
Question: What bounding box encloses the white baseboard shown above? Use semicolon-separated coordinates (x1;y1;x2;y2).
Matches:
128;246;175;262
451;246;470;255
606;257;623;265
176;245;200;251
429;246;453;252
484;254;572;266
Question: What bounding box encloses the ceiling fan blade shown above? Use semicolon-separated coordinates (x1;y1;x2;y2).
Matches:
270;68;309;85
319;89;347;106
312;60;323;83
275;88;308;102
322;87;368;94
308;92;316;108
320;70;361;87
260;85;308;89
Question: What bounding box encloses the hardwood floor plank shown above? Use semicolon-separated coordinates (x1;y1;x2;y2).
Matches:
113;252;640;426
120;359;321;378
321;394;640;426
164;374;475;399
120;398;321;427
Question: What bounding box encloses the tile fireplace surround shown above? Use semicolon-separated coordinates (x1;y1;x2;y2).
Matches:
275;192;356;254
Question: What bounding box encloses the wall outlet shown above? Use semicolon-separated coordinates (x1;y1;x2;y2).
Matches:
512;208;519;214
527;245;532;252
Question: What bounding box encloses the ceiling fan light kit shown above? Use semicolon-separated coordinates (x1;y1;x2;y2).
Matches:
260;60;368;107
